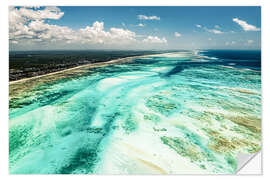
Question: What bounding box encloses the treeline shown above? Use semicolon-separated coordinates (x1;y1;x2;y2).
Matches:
9;50;172;81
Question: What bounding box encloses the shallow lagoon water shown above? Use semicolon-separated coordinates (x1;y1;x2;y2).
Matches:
9;50;261;174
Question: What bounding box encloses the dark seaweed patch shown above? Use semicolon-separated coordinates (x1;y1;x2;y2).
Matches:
58;147;99;174
145;95;179;116
9;125;33;154
122;114;137;134
163;64;184;77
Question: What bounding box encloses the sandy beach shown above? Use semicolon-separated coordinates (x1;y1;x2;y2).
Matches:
9;54;150;85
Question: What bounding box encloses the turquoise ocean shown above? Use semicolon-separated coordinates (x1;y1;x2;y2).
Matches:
9;50;261;174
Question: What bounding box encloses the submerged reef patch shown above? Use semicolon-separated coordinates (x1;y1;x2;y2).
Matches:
9;51;261;174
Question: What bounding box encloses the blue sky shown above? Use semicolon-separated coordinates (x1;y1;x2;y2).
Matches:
9;6;261;50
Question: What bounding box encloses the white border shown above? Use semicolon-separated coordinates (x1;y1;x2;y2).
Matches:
5;0;263;6
1;0;269;180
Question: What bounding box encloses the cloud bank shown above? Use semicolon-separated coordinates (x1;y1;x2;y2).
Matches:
142;36;167;44
9;7;167;50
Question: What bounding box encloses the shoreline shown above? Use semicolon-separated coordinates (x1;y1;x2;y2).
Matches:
9;51;186;85
9;52;186;100
9;55;149;85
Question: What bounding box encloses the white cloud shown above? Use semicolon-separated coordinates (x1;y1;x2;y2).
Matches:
208;38;212;41
9;7;169;49
71;21;137;45
207;29;224;34
137;15;160;20
142;36;167;44
10;6;64;22
137;23;145;27
195;24;224;34
225;41;236;46
248;40;254;44
9;6;68;42
174;32;181;37
233;18;260;31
